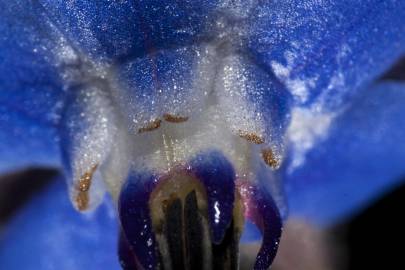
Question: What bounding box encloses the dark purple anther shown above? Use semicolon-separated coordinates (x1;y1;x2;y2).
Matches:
118;230;140;270
241;182;283;270
118;172;159;270
117;151;281;269
189;150;236;244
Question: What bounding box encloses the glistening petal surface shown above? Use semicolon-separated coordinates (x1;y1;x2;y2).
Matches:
284;82;405;225
249;0;405;109
0;1;70;173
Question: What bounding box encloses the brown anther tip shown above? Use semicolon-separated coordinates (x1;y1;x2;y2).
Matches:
75;164;98;211
77;165;97;192
261;149;280;169
75;192;89;211
138;119;162;133
163;113;189;123
238;130;265;144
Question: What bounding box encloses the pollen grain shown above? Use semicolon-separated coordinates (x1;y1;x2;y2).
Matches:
261;148;280;169
238;130;265;144
75;164;98;211
163;113;189;123
138;119;162;133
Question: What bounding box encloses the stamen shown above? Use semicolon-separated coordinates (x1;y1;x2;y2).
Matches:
119;152;283;269
138;119;162;133
148;171;244;270
238;130;265;144
163;113;189;123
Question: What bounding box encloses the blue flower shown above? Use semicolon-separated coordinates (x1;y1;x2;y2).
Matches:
0;0;404;269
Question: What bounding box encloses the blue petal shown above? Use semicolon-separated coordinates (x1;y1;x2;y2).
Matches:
0;109;61;173
249;0;405;108
0;177;120;270
0;2;69;173
214;54;292;160
114;45;215;131
38;0;221;60
284;82;405;225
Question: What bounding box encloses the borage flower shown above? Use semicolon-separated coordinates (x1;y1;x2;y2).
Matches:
0;0;404;269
